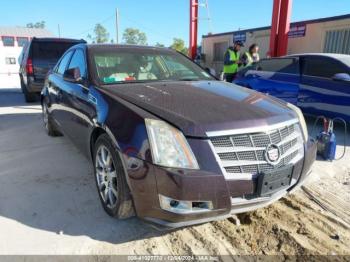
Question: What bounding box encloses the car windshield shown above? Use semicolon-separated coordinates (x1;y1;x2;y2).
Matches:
91;48;214;84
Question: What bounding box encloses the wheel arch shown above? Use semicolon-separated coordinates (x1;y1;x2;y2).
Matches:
89;126;107;161
89;125;134;199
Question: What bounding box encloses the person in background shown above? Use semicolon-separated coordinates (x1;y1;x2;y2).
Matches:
223;40;244;83
241;43;260;67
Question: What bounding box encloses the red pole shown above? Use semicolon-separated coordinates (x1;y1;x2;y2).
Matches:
269;0;281;57
276;0;293;56
189;0;198;59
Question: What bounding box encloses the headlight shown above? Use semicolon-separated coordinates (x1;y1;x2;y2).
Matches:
286;103;308;141
145;119;199;169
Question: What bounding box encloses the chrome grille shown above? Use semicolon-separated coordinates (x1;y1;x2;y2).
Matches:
209;120;304;179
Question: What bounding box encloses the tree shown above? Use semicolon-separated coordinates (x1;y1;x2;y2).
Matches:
170;38;188;55
26;21;45;29
91;23;110;43
86;34;94;43
155;42;165;47
122;28;147;45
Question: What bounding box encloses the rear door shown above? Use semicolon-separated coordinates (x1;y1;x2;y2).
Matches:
242;58;300;104
299;56;350;120
31;41;79;83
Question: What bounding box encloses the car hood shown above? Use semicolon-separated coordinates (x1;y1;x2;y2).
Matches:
101;81;297;137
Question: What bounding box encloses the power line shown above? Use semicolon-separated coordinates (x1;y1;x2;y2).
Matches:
121;15;175;41
68;13;115;38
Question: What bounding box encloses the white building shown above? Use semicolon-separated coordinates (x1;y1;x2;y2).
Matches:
0;26;53;89
201;14;350;75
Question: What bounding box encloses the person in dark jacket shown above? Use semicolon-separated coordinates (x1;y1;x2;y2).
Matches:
223;40;244;83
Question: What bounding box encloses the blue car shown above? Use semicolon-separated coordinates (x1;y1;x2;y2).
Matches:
234;53;350;122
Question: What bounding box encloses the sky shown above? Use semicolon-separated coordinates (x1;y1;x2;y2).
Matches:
0;0;349;46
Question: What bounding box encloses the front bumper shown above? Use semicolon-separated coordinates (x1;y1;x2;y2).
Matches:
124;139;316;229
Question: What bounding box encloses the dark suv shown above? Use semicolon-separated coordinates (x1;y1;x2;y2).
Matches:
19;37;86;102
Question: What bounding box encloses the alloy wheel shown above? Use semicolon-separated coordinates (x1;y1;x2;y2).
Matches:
95;145;118;208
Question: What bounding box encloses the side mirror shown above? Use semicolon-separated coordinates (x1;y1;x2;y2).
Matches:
63;67;83;83
332;73;350;82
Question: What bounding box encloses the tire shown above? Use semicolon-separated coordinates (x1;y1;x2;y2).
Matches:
93;134;135;219
42;101;62;137
21;81;37;103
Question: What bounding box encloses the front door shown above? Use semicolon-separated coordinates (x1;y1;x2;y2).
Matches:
299;56;350;121
59;48;96;154
243;58;300;104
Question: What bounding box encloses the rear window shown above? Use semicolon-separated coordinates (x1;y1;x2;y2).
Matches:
302;57;349;78
31;42;79;62
257;58;299;74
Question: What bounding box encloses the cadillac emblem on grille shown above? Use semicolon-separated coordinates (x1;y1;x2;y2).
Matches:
265;144;280;164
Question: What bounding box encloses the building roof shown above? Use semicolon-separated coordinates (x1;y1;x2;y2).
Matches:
203;13;350;38
0;26;54;38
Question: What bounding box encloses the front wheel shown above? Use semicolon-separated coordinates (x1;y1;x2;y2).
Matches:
93;134;135;219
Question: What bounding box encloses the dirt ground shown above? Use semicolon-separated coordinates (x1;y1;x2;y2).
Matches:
0;89;349;257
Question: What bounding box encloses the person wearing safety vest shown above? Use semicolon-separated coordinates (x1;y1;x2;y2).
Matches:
223;40;244;83
241;43;260;67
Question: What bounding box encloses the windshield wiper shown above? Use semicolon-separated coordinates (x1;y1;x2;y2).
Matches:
178;77;200;81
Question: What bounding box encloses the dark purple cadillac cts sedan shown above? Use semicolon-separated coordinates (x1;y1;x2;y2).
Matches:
41;44;316;228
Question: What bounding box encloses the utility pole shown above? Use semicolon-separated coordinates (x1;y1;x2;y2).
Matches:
189;0;198;60
116;8;119;44
57;24;61;38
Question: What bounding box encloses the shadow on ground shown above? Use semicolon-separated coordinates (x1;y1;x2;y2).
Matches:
0;112;166;245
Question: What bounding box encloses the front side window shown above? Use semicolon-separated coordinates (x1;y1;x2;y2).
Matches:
57;51;73;75
67;49;87;78
257;58;299;74
2;36;15;47
302;57;348;78
92;49;213;84
17;37;29;47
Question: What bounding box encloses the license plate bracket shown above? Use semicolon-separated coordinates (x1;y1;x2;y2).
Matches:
256;166;293;197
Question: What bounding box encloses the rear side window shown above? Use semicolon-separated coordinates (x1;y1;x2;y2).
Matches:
257;58;299;74
302;57;348;78
67;49;87;77
31;42;78;63
57;51;73;75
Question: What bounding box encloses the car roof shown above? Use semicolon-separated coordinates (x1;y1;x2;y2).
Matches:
286;53;349;59
286;53;350;67
85;43;173;53
31;37;86;43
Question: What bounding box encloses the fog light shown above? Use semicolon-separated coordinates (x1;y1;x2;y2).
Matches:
159;195;213;214
170;200;180;208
